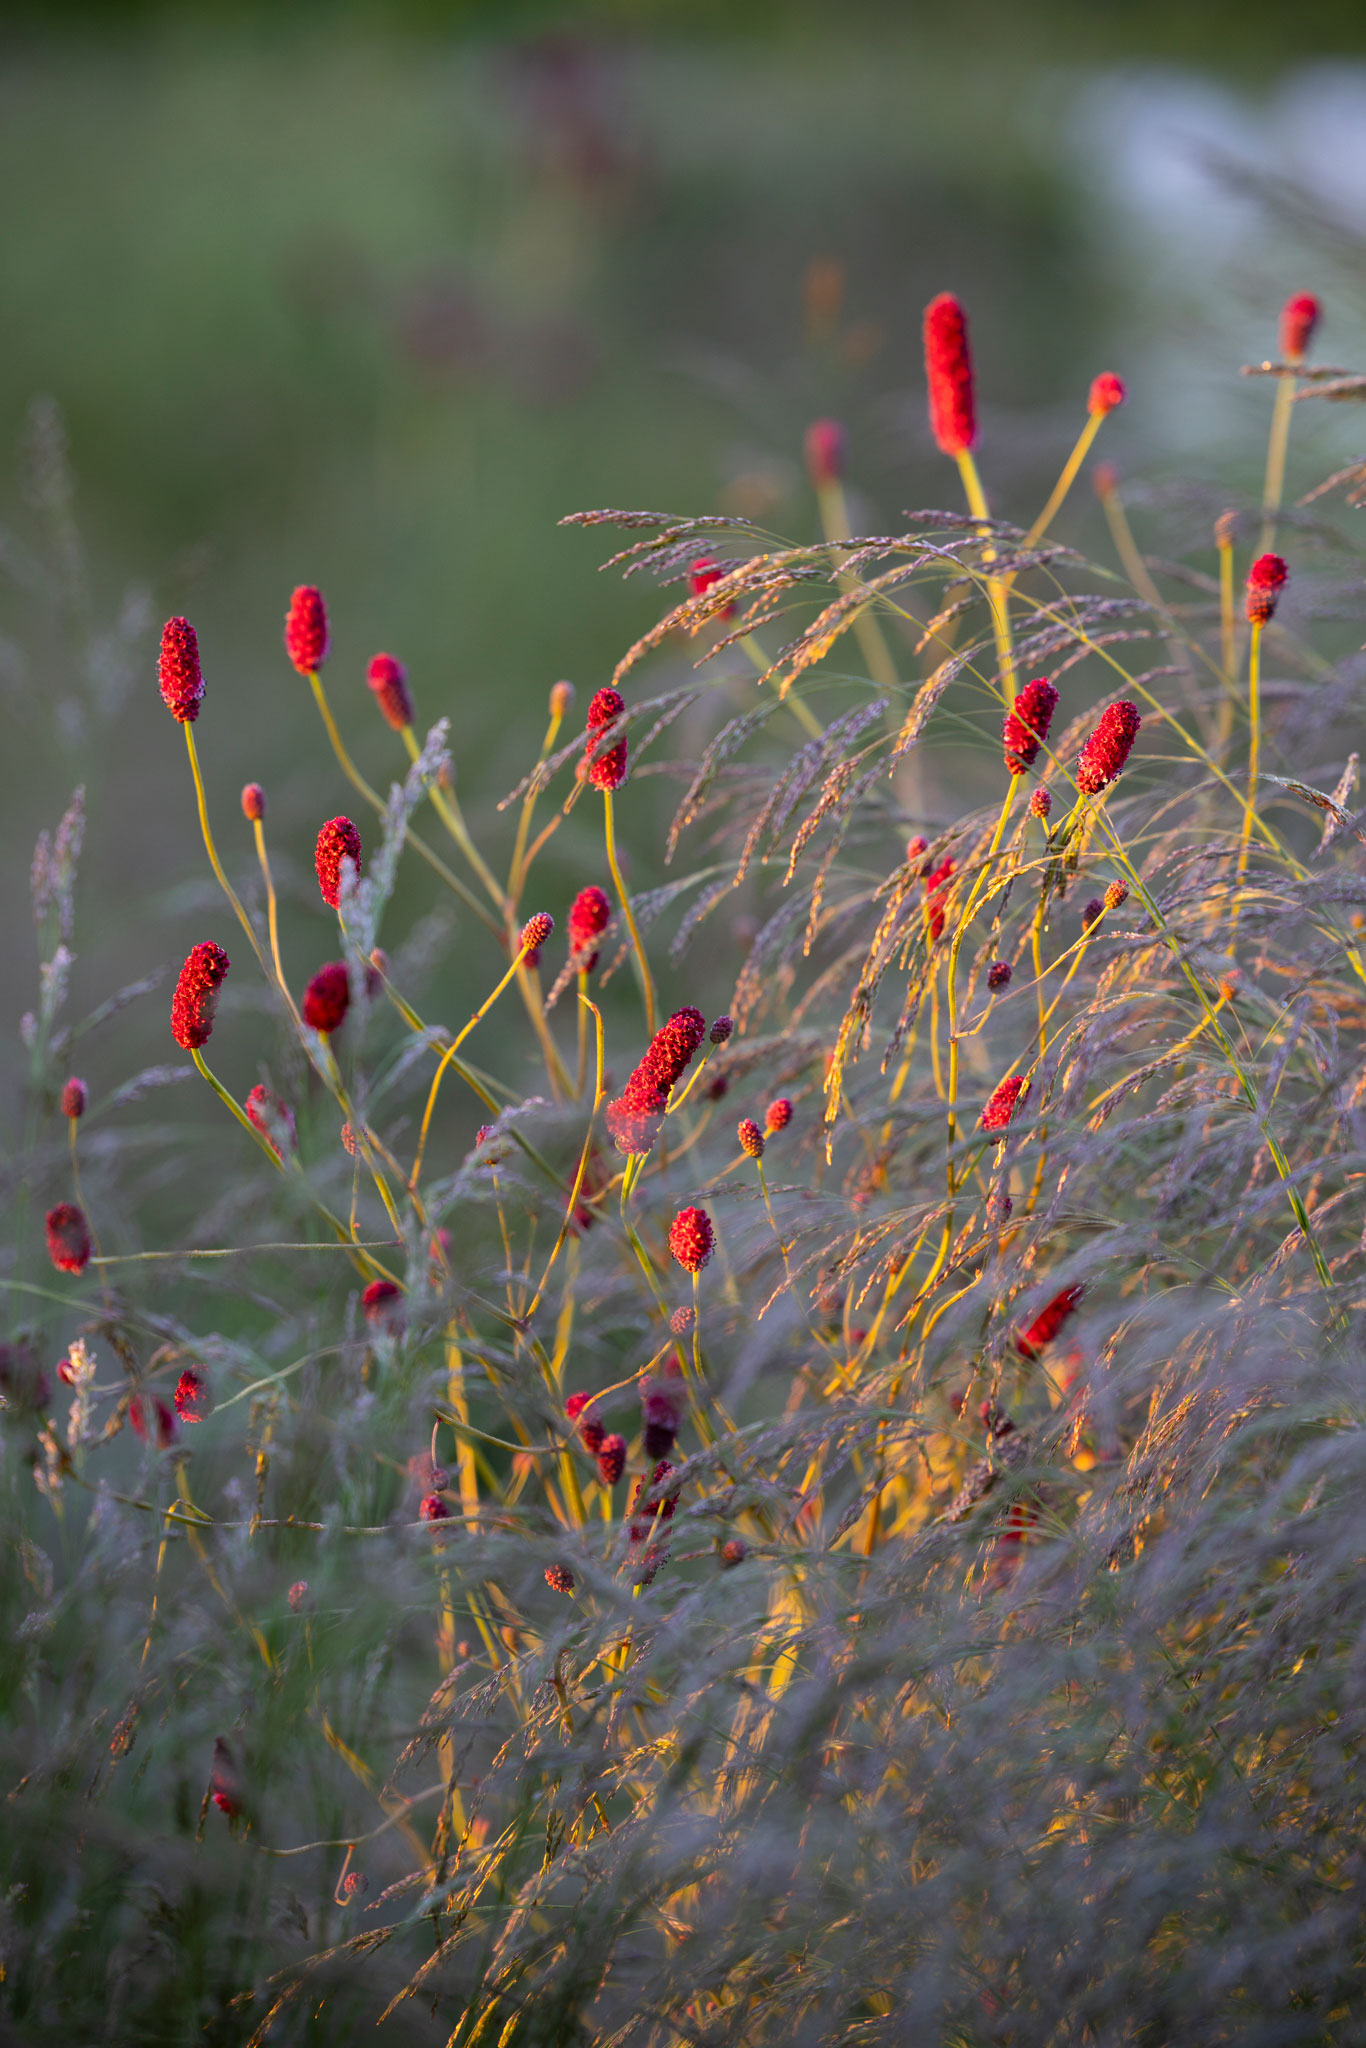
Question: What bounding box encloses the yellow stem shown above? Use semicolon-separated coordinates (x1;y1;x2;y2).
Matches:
400;723;507;914
1023;409;1104;550
1260;372;1296;555
1216;529;1237;755
1233;620;1264;945
956;448;1015;702
183;724;269;978
410;938;536;1189
603;788;656;1038
251;816;300;1025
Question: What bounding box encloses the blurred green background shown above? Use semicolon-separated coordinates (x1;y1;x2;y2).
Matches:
3;0;1366;1140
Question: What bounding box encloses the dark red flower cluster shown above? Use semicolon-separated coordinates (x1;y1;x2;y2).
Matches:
709;1014;734;1045
738;1117;764;1158
302;961;350;1034
581;686;628;792
366;652;414;731
1082;898;1104;929
362;1278;404;1332
689;558;737;619
925;854;955;943
670;1305;695;1336
1003;676;1058;776
245;1084;296;1159
605;1006;707;1155
174;1367;212;1422
629;1459;680;1543
642;1364;685;1459
45;1202;91;1275
765;1098;792;1133
981;1074;1028;1133
566;1390;606;1455
315;817;362;910
171;942;230;1051
284;586;329;676
1075;700;1141;798
1029;788;1052;822
1015;1282;1084;1360
923;293;976;457
1280;291;1320;362
567;885;611;971
519;911;554;956
61;1076;87;1119
158;616;205;724
131;1393;177;1448
596;1432;627;1486
545;1563;575;1594
669;1206;715;1274
804;417;846;489
419;1492;451;1522
987;961;1011;992
1245;552;1289;626
1088;373;1126;416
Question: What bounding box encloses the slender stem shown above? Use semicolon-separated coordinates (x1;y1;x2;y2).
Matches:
742;632;824;740
603;788;656;1037
183;725;269;977
1260;372;1296;555
956;448;1015;702
1233;620;1264;945
576;969;589;1099
409;937;537;1189
251;816;300;1025
1216;527;1237;755
945;783;1017;1172
400;723;506;914
1022;409;1104;549
522;996;605;1324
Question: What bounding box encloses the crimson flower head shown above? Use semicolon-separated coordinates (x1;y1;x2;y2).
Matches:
366;652;414;731
923;293;976;457
642;1369;684;1459
987;961;1011;992
738;1117;764;1158
669;1206;715;1274
131;1393;177;1449
545;1563;575;1594
709;1014;734;1046
596;1433;627;1486
362;1278;404;1333
519;912;554;956
61;1077;87;1119
906;834;928;868
1029;787;1052;822
246;1084;297;1159
174;1367;212;1423
419;1492;451;1522
241;783;266;822
284;586;329;675
1246;553;1289;626
568;885;611;971
670;1304;695;1335
302;961;351;1034
690;558;737;619
316;817;362;910
925;854;955;943
566;1391;606;1456
606;1007;707;1156
158;616;205;724
804;417;847;489
1016;1282;1084;1361
45;1202;91;1275
581;687;628;792
765;1098;793;1133
172;942;230;1051
1104;879;1128;912
1003;676;1058;776
1088;373;1126;416
981;1073;1027;1133
1075;700;1141;798
1280;291;1321;362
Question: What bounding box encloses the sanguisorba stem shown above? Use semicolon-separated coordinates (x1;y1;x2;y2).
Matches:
955;448;1015;703
409;929;542;1189
603;787;656;1038
1232;619;1265;939
183;725;270;979
251;816;300;1026
944;781;1017;1177
1260;371;1296;556
1022;409;1104;551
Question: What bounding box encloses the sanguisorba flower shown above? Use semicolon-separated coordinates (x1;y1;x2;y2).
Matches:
245;1084;297;1159
765;1098;793;1133
61;1077;87;1119
171;942;230;1051
302;961;351;1034
605;1006;708;1156
174;1367;212;1422
315;817;363;910
241;782;266;821
738;1117;764;1158
45;1203;91;1275
1245;552;1289;626
567;885;611;972
668;1206;715;1274
284;586;329;676
923;293;976;458
581;686;628;792
925;855;955;942
980;1073;1027;1133
1003;676;1058;776
1088;373;1126;416
1280;291;1321;363
1075;700;1141;798
362;1279;404;1332
689;558;737;620
158;616;205;724
709;1014;734;1045
566;1391;606;1456
1015;1282;1084;1361
804;417;846;489
596;1433;627;1486
987;961;1011;991
519;912;554;955
366;652;414;731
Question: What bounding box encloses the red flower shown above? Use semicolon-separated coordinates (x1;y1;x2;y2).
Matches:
629;1459;681;1545
689;558;737;619
362;1278;404;1331
737;1117;764;1158
240;782;266;822
1245;552;1289;627
596;1433;627;1486
45;1203;91;1275
1279;291;1321;363
288;1581;309;1611
1029;788;1052;821
1015;1283;1084;1361
670;1305;695;1336
1088;373;1126;416
566;1391;606;1456
1003;676;1058;776
764;1098;793;1133
302;961;351;1034
171;942;230;1051
981;1074;1027;1133
366;653;414;731
987;961;1011;991
545;1563;575;1593
158;616;205;724
245;1084;296;1159
519;912;554;955
642;1368;684;1459
315;817;362;910
925;855;955;942
174;1367;212;1422
923;293;977;457
60;1077;87;1119
1104;879;1128;912
284;586;329;675
581;686;628;792
130;1393;178;1448
804;417;846;489
1082;897;1104;929
669;1206;714;1274
419;1492;451;1522
709;1014;734;1045
1075;700;1141;798
721;1537;747;1566
567;885;611;971
605;1007;708;1156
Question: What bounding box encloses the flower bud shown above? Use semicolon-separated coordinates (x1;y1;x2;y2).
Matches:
240;782;266;822
923;293;976;457
568;886;611;972
519;912;554;955
1245;552;1288;626
61;1077;87;1119
987;961;1011;991
549;679;576;719
708;1014;734;1045
721;1537;747;1567
419;1493;451;1522
366;652;413;731
737;1117;764;1158
158;616;205;724
1088;373;1126;416
45;1202;91;1275
668;1206;715;1273
1279;291;1321;363
1029;787;1052;822
545;1563;575;1593
596;1433;627;1486
804;417;846;489
302;961;350;1034
765;1097;793;1132
1104;879;1128;912
1082;897;1104;929
284;586;329;676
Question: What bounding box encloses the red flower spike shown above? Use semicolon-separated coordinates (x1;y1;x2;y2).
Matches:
709;1015;734;1045
1003;677;1058;776
566;1392;606;1457
568;885;611;971
1246;552;1289;626
61;1077;87;1119
302;961;350;1034
341;1872;369;1898
158;616;205;724
171;942;230;1051
596;1433;627;1486
519;911;554;955
245;1084;296;1159
669;1206;714;1274
804;417;846;490
545;1563;575;1593
1075;700;1141;798
689;558;737;619
1082;898;1104;929
131;1394;178;1449
581;686;627;792
925;855;955;943
987;961;1011;992
738;1117;764;1158
765;1098;793;1133
1279;291;1321;363
419;1493;451;1522
240;783;266;822
1104;879;1128;912
315;817;362;910
923;293;977;457
288;1581;309;1611
362;1279;404;1332
906;834;929;868
1016;1282;1084;1361
1029;788;1052;822
366;652;414;731
1088;373;1126;416
340;1121;357;1156
606;1008;708;1156
981;1074;1027;1133
174;1367;212;1423
670;1305;695;1336
45;1202;91;1275
284;586;329;676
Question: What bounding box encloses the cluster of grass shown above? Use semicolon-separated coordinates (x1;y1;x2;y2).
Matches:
4;279;1366;2048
